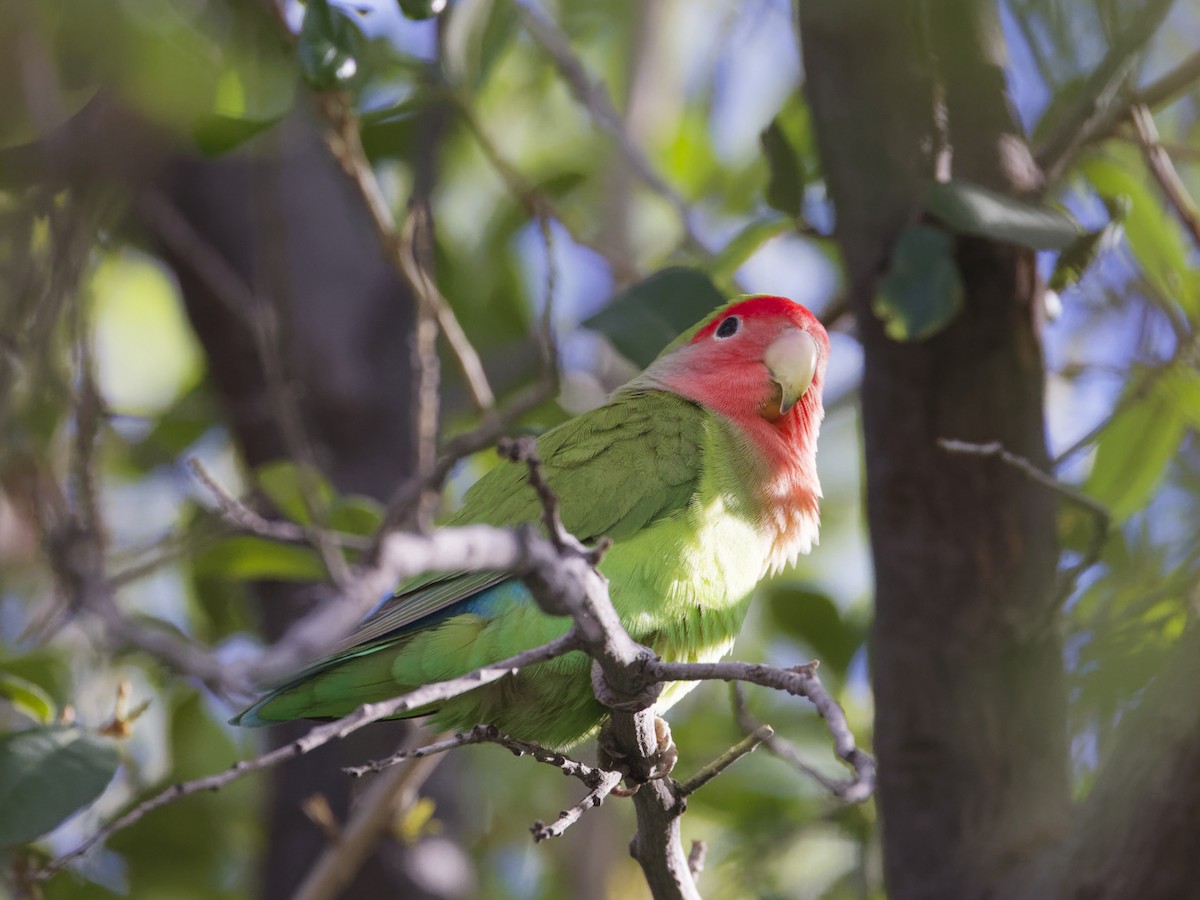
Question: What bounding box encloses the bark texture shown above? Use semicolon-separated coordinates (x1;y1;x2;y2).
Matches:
798;3;1069;897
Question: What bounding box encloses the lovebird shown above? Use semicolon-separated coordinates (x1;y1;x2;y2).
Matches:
233;295;829;749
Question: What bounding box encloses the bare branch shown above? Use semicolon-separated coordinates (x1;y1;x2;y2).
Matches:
1034;0;1179;183
530;769;626;842
137;187;351;586
678;725;772;796
731;683;847;796
650;659;876;804
1129;103;1200;251
450;93;640;282
33;630;582;879
187;458;307;544
344;723;615;788
1134;48;1200;112
509;0;711;260
314;91;496;417
496;435;601;559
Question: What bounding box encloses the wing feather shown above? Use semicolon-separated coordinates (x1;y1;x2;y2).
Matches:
341;390;704;645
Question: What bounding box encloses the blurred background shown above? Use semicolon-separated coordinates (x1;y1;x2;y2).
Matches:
1;0;1199;897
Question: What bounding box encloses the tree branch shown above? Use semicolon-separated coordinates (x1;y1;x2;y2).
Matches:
509;0;711;261
1034;0;1180;183
1129;103;1200;251
33;630;583;879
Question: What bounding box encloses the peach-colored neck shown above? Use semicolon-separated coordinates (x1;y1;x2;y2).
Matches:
630;358;824;574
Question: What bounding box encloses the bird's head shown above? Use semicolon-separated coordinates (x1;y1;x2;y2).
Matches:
637;295;830;445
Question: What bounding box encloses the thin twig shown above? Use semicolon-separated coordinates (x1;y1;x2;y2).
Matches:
678;726;772;796
649;659;876;804
315;92;496;416
530;770;626;842
731;684;846;796
687;841;707;879
344;723;614;787
1035;0;1179;183
33;631;583;879
497;435;586;557
1129;103;1200;250
450;92;639;282
187;458;306;544
137;188;351;586
510;0;712;260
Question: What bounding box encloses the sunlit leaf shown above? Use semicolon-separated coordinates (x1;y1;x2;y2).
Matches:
872;225;964;341
1086;376;1187;522
398;0;448;20
926;179;1081;250
298;0;365;91
0;674;56;725
584;267;727;367
0;726;119;848
1082;151;1196;316
191;112;286;157
442;0;514;88
330;495;385;537
256;461;337;526
764;584;863;678
760;120;804;219
192;536;324;582
708;215;793;283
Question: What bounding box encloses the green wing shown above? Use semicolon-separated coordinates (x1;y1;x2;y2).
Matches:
231;389;709;729
338;388;706;646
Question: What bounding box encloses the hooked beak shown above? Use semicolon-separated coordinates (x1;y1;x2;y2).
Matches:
760;328;819;420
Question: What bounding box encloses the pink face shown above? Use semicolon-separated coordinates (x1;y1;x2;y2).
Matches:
666;295;829;433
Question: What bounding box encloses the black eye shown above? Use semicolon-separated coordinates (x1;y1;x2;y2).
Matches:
715;316;740;339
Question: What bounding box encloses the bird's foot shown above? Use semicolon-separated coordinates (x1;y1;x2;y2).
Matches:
599;715;678;796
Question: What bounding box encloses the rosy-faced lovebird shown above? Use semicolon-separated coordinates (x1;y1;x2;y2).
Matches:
233;296;829;748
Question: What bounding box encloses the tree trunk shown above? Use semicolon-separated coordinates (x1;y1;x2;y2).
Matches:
798;3;1069;897
153;106;472;899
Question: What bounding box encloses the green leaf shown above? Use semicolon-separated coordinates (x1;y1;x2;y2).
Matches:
1086;377;1187;523
398;0;447;20
191;112;286;157
256;460;336;526
760;120;803;218
0;674;56;725
1049;225;1118;293
926;179;1082;250
764;585;863;678
193;536;325;582
298;0;365;91
872;225;965;341
1082;152;1196;317
442;0;514;89
330;495;385;537
707;215;793;283
0;726;119;848
584;267;727;367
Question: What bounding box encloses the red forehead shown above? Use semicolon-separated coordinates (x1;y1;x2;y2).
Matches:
691;295;818;343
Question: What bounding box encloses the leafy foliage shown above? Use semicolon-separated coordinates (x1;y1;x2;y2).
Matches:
584;267;727;366
872;225;965;340
0;727;118;848
0;0;1198;897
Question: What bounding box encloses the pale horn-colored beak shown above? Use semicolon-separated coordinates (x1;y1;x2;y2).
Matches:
762;328;819;419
